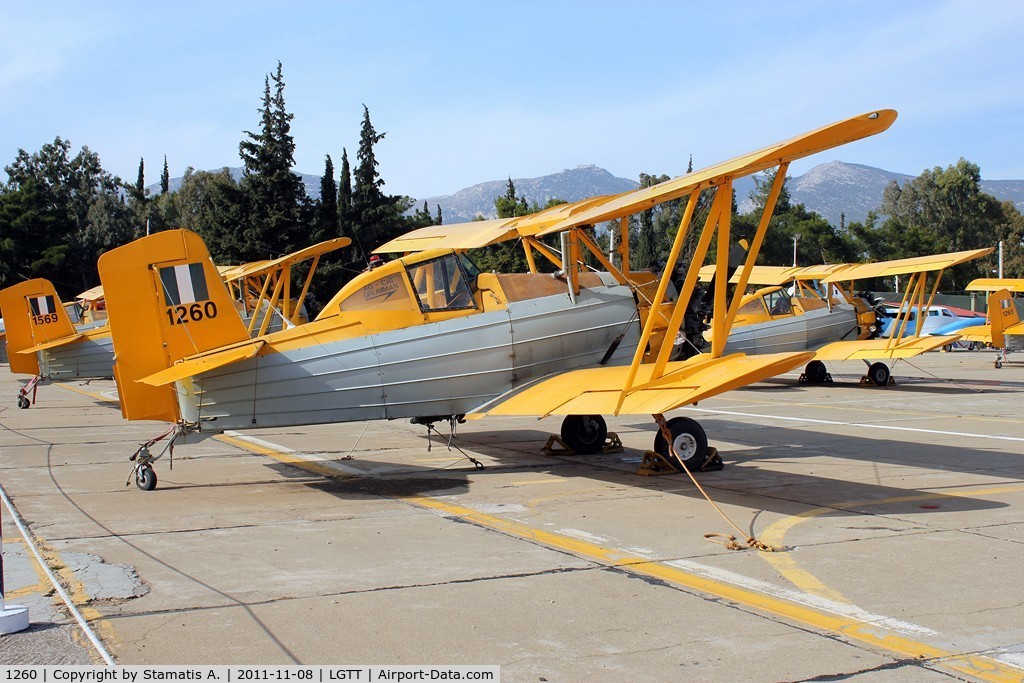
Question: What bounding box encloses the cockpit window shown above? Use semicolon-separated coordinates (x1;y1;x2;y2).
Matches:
765;289;792;315
406;253;477;312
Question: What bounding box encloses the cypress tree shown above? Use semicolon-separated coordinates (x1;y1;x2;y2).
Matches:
134;158;145;200
160;155;170;194
351;105;406;254
316;154;338;242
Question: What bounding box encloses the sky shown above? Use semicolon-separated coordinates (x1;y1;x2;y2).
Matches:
2;1;1024;200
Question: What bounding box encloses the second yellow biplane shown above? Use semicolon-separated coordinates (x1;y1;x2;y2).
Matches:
698;248;993;385
98;110;896;490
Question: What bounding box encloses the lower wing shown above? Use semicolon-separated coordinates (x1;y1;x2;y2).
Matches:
467;351;813;418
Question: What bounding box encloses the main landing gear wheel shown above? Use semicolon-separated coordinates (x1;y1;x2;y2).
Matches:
867;362;891;386
560;415;608;455
804;360;828;383
135;464;157;491
17;395;30;409
653;416;708;471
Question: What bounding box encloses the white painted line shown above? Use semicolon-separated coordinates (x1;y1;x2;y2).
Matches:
221;430;366;476
684;407;1024;443
0;483;115;665
664;557;937;637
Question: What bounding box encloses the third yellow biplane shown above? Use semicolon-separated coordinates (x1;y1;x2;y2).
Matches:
958;278;1024;367
97;110;897;490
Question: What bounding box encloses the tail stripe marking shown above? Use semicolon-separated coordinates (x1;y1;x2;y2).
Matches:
160;263;209;306
28;295;55;316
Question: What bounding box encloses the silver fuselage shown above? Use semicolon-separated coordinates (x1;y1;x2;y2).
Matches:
180;276;641;431
722;304;859;355
39;334;115;380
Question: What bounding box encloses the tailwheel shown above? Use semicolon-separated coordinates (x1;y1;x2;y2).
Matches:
866;362;891;386
135;464;157;491
560;415;608;455
653;416;708;471
17;395;30;409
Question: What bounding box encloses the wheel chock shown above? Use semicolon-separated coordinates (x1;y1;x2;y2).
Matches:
637;447;722;476
603;433;624;453
636;450;679;476
542;435;571;454
543;432;624;456
859;375;895;386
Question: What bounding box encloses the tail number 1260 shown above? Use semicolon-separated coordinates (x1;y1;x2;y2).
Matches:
166;301;218;325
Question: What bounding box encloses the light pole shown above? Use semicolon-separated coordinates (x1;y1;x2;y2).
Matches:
792;234;801;267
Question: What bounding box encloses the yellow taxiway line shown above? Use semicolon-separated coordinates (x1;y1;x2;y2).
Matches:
219;435;1023;683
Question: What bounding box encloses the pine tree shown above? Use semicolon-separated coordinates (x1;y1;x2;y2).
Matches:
238;61;307;261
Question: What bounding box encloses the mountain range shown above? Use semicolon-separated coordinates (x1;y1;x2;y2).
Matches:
155;162;1024;228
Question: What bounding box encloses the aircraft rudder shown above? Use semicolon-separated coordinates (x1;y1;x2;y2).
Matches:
0;278;76;374
99;229;249;422
989;289;1019;348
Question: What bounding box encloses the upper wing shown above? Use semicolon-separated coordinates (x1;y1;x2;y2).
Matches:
966;278;1024;292
820;248;994;283
467;351;813;418
540;110;896;234
377;110;897;253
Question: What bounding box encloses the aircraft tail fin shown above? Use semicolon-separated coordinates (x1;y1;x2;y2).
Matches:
0;278;79;375
989;289;1020;348
98;229;252;422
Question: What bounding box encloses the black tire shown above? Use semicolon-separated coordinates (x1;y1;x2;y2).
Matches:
805;360;828;383
967;342;979;351
135;465;157;491
560;415;608;455
941;344;952;352
867;362;891;386
17;395;30;409
653;417;708;471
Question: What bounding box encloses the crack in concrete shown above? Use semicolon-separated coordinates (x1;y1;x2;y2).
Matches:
780;656;945;681
98;564;597;620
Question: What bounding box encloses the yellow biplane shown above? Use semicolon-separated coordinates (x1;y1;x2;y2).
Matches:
97;110;896;490
0;279;115;408
958;278;1024;367
697;248;993;385
0;238;349;409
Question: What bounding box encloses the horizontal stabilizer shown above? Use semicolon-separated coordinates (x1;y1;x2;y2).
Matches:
467;351;813;418
138;340;265;386
16;333;85;354
813;336;955;361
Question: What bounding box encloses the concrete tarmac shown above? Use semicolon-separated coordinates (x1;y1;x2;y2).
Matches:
0;351;1023;681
